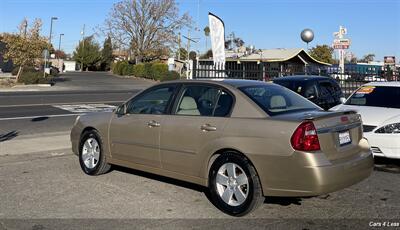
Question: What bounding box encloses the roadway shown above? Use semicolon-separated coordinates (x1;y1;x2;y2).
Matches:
0;72;150;135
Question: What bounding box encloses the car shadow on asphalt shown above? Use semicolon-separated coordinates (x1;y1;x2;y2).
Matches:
0;130;18;142
264;197;303;206
111;165;209;193
112;165;308;208
374;157;400;174
31;116;49;122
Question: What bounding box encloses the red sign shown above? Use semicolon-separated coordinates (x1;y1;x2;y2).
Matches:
384;56;396;66
333;44;350;49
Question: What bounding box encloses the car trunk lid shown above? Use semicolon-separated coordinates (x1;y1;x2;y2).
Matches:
275;110;363;161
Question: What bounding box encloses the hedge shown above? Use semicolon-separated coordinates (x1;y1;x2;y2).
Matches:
150;63;169;81
133;63;145;78
161;71;180;81
112;61;180;81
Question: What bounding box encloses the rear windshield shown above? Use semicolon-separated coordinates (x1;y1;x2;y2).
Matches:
239;84;321;116
273;80;309;95
346;86;400;108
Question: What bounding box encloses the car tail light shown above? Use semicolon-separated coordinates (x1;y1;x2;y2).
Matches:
291;121;321;151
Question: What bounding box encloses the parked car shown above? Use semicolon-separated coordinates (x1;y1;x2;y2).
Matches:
364;75;387;82
330;73;351;81
71;80;373;216
331;82;400;159
273;75;345;110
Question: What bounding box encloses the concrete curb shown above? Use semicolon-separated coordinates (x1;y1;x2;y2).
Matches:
0;84;54;92
0;131;71;156
13;84;52;87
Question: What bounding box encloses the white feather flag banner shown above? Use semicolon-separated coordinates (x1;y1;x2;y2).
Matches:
208;13;225;70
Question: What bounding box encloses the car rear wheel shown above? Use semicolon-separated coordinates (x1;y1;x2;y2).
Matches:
79;130;111;175
208;152;264;216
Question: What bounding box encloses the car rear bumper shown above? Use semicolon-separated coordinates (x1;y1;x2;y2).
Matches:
252;147;373;197
364;133;400;159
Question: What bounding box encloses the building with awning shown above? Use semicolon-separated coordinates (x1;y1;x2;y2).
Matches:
194;48;331;79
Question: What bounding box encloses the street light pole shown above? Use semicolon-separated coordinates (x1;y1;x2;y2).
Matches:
49;17;58;47
80;24;85;71
44;17;58;77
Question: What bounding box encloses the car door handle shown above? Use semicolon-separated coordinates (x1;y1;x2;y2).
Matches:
201;124;217;132
147;120;160;128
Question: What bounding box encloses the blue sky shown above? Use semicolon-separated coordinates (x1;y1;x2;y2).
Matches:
1;0;399;61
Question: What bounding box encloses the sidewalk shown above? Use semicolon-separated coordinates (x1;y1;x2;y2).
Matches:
0;131;71;156
0;84;54;92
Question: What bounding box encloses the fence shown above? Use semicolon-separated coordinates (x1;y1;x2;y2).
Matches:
192;62;399;97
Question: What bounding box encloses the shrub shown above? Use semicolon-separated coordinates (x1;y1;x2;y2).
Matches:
150;63;168;81
111;61;119;74
144;62;153;79
133;63;145;78
112;61;128;75
122;64;135;76
11;66;37;76
11;67;20;76
117;61;128;75
18;71;52;84
161;71;180;82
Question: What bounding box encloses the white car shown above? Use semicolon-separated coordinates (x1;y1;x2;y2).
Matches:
364;75;387;82
331;82;400;159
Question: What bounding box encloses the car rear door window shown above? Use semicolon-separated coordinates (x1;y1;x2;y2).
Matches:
174;85;233;117
127;85;176;114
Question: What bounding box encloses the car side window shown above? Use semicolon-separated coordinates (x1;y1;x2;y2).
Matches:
174;85;233;117
126;85;176;115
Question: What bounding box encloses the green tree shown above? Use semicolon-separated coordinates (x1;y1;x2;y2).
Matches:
1;18;49;81
189;51;197;60
73;36;101;71
101;36;113;71
359;54;375;63
308;45;334;64
55;50;67;59
200;49;212;59
203;26;210;51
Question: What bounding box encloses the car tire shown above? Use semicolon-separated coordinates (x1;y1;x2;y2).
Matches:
208;152;264;216
79;130;111;176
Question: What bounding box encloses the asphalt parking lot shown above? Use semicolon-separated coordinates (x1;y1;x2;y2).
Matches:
0;150;399;229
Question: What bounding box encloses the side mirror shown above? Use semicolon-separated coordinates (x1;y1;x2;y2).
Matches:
339;97;346;104
116;104;127;116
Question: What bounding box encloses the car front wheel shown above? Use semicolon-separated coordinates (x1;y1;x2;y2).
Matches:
208;152;264;216
79;130;111;175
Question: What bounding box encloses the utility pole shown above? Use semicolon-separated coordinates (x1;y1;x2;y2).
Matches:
23;19;28;38
186;30;190;63
178;32;181;61
182;31;199;79
58;33;64;72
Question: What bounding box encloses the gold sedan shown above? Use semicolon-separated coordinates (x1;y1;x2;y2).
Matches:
71;80;373;216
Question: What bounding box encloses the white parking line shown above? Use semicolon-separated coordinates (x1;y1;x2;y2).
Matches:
0;114;81;121
53;103;117;113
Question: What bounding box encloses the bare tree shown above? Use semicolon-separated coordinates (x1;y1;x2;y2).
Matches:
103;0;190;63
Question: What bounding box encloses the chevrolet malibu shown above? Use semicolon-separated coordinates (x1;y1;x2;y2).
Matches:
71;79;373;216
